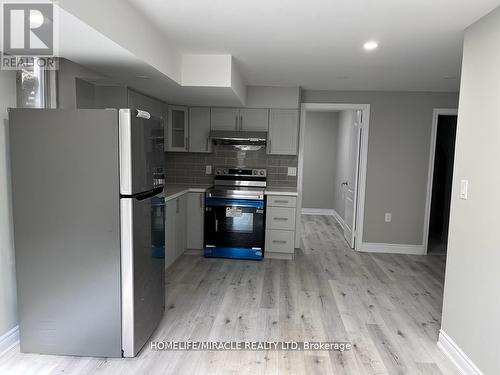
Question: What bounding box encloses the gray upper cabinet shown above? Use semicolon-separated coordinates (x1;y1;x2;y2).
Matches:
127;89;167;119
210;108;240;130
188;107;211;153
127;89;168;152
267;109;299;155
211;107;269;131
167;106;188;152
240;108;269;131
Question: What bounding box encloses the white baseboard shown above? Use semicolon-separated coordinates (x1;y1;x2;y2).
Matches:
359;242;426;255
437;329;484;375
265;252;294;260
184;249;203;256
330;210;346;231
0;326;19;357
302;208;336;216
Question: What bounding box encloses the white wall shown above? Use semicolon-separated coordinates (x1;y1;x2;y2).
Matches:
440;6;500;375
302;112;338;209
0;70;17;336
302;90;458;245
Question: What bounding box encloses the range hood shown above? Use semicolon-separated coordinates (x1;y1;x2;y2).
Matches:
209;130;267;146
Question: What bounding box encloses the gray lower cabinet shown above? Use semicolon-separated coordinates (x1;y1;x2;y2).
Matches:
165;195;187;269
177;194;187;254
265;194;297;259
165;199;177;269
165;192;205;269
188;107;211;153
187;192;204;250
267;109;299;155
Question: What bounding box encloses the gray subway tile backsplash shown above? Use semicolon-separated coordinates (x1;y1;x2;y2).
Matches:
165;147;298;187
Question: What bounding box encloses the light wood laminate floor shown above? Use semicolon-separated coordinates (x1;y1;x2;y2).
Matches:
0;215;457;375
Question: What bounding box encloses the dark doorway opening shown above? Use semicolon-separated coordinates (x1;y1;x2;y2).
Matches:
428;115;458;254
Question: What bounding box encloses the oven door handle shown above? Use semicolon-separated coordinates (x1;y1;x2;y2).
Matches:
205;198;264;209
207;194;264;201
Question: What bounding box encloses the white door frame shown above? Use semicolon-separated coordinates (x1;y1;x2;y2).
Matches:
296;103;370;251
422;108;458;254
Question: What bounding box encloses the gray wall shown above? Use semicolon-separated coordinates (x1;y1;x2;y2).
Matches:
0;70;17;336
302;90;459;245
302;112;338;209
58;59;106;109
75;78;96;109
441;6;500;375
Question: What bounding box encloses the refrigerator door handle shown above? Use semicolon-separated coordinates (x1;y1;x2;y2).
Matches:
121;186;164;201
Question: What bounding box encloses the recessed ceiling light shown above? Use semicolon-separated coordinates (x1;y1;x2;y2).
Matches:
363;40;379;51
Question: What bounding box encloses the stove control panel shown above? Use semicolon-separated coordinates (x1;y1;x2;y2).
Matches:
215;167;267;177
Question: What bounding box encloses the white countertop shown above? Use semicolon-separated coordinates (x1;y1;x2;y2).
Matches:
164;184;298;200
264;187;298;196
164;184;211;202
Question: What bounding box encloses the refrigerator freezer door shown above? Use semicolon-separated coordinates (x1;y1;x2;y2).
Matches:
121;195;165;357
119;109;165;195
9;108;122;357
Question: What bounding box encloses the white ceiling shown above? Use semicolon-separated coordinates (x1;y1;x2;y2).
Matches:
126;0;500;92
58;7;246;106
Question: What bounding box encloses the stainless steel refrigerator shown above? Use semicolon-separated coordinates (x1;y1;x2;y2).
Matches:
9;108;166;358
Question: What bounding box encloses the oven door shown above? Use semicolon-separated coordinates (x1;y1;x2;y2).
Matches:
204;198;265;258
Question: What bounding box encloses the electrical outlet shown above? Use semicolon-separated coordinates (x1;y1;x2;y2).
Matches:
287;167;297;176
385;213;392;222
205;165;212;175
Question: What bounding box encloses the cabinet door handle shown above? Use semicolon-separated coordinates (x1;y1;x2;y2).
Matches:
235;115;238;130
240;115;243;130
273;217;288;221
268;139;272;153
272;240;287;244
206;138;209;151
199;194;203;209
215;219;218;232
274;200;289;204
176;199;179;214
185;136;188;151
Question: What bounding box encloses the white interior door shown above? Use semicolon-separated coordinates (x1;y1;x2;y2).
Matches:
343;110;362;248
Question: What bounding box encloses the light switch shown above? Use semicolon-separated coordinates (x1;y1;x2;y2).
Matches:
288;167;297;176
206;165;212;175
385;213;392;222
460;180;468;200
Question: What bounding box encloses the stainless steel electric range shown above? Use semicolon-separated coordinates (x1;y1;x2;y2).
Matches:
204;167;267;260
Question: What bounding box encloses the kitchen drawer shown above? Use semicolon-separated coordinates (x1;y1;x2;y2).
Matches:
267;195;297;208
266;229;294;254
266;206;296;230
